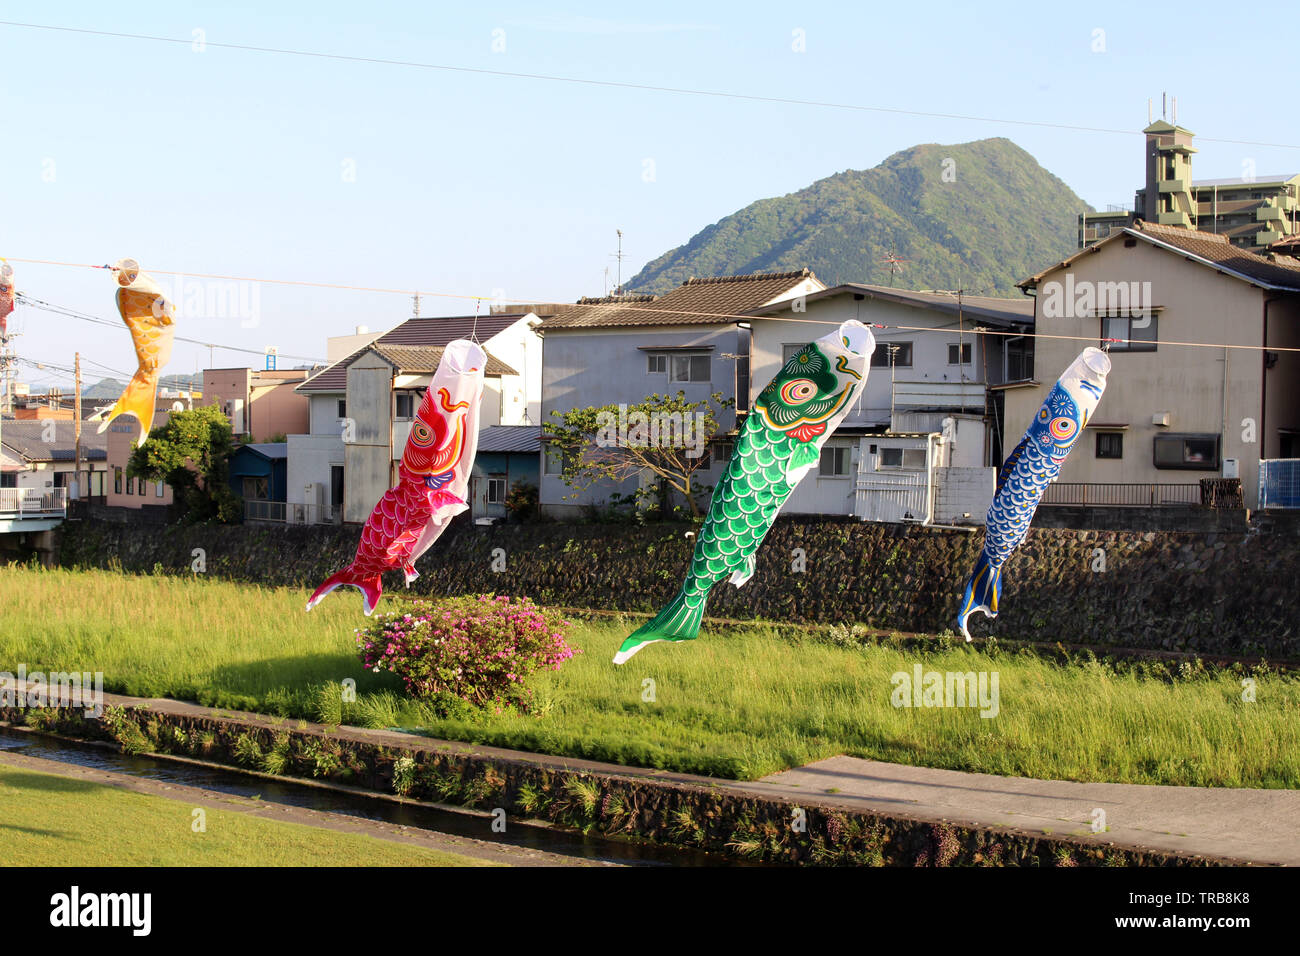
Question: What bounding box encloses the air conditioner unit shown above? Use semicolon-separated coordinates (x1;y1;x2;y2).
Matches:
1152;412;1171;427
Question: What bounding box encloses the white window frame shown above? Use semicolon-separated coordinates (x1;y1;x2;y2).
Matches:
819;444;852;478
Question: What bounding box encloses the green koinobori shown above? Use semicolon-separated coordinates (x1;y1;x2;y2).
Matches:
613;320;875;664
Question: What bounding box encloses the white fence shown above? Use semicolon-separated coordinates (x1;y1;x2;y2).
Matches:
0;487;68;517
854;470;932;524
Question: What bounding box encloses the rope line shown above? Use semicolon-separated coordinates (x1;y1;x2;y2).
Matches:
7;258;1300;355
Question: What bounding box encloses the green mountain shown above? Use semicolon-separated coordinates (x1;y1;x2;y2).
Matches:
626;138;1092;296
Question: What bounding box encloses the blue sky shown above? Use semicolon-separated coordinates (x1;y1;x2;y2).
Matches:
2;1;1297;389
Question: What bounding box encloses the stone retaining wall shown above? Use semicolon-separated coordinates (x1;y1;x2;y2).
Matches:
55;515;1299;658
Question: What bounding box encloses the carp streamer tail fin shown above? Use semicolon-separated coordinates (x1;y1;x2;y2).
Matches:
956;552;1001;642
305;568;384;616
613;590;706;665
97;368;160;439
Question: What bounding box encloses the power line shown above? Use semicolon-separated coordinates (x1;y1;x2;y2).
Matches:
1;19;1298;150
14;293;327;364
9;259;1300;356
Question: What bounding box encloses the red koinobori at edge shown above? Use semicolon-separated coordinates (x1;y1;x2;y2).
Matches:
305;339;486;616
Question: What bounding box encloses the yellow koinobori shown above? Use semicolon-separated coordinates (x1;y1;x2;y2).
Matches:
97;258;176;445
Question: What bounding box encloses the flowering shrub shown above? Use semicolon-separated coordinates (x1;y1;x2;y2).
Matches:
356;595;578;713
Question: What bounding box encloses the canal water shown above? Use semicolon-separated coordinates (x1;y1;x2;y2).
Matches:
0;726;741;866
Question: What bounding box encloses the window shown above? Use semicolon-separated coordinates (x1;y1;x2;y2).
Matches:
646;353;666;374
337;399;347;418
669;354;710;383
708;441;733;468
871;342;913;368
156;479;165;497
543;445;565;476
139;479;147;497
126;475;134;495
783;343;809;363
819;445;851;477
1153;433;1220;470
879;447;927;469
1102;315;1158;351
1004;336;1034;382
395;392;416;420
114;468;122;494
1095;432;1124;459
242;476;269;499
0;473;16;489
948;342;972;365
486;476;507;504
331;465;345;507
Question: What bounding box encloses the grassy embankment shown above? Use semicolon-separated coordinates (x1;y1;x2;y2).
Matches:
1;566;1295;786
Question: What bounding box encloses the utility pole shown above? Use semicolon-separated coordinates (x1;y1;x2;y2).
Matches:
74;352;82;501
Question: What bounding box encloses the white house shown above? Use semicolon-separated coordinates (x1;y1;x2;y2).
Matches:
289;311;543;523
746;284;1034;524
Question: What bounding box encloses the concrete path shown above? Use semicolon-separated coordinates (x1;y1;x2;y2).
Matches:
8;684;1296;865
754;756;1300;866
0;749;609;867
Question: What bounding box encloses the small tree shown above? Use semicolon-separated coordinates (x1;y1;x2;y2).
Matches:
546;390;733;519
128;405;242;523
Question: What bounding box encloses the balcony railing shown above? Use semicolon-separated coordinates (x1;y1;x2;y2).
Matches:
1040;483;1202;507
0;487;68;517
245;499;339;524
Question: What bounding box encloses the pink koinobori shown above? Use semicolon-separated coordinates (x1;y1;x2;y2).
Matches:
305;339;486;615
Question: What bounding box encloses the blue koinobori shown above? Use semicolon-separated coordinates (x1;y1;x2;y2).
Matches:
957;347;1112;640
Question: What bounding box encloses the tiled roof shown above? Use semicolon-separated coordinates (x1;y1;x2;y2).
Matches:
298;313;530;392
0;421;108;462
476;425;541;454
368;344;518;377
752;283;1032;327
1020;221;1300;292
538;269;820;330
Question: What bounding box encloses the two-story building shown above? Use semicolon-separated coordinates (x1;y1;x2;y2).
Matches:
202;367;311;441
290;311;542;524
536;269;824;518
1012;219;1300;509
746;284;1033;523
0;421;108;499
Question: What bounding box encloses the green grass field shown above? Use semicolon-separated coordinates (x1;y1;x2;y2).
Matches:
0;762;495;866
2;566;1297;787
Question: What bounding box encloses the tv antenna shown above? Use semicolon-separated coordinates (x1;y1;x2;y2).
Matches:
879;250;908;286
611;229;626;294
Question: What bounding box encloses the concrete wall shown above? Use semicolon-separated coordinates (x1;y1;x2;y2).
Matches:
934;466;995;524
344;354;393;523
482;313;543;426
780;436;859;515
286;433;344;523
308;393;347;436
1007;240;1292;508
247;372;310;439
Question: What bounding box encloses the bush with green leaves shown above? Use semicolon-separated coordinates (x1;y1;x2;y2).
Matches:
356;595;578;713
